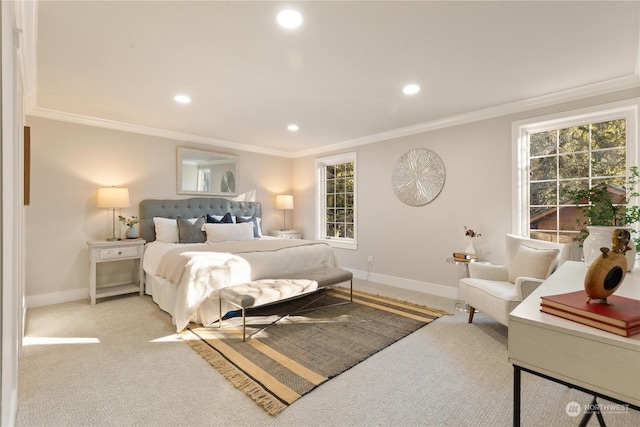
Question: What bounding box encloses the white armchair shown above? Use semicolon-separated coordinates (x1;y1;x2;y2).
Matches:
458;234;570;326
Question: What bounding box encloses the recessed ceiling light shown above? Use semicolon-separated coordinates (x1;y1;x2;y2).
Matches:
287;124;299;132
402;84;420;95
174;95;191;104
277;10;303;29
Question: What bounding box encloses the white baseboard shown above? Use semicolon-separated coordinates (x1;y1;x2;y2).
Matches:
1;388;17;427
26;288;87;308
26;270;459;309
347;269;459;300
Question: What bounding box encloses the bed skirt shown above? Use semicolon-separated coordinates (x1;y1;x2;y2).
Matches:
145;273;231;328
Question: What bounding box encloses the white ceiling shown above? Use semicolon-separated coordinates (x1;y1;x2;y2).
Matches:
28;1;640;157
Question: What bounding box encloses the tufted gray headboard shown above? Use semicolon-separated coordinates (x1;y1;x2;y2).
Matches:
139;197;262;243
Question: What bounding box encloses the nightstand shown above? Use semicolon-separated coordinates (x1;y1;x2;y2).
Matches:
269;230;302;239
87;239;145;304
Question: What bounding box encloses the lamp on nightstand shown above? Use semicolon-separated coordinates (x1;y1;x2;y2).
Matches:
276;194;294;231
97;186;130;241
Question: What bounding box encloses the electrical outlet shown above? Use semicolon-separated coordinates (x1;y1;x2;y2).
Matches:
368;255;373;264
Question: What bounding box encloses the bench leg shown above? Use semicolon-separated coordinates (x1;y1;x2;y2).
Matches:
245;288;344;340
218;297;247;341
242;308;246;342
223;277;354;341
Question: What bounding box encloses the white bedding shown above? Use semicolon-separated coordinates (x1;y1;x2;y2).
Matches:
143;238;337;331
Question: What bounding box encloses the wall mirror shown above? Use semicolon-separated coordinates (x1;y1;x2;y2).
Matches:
177;147;238;196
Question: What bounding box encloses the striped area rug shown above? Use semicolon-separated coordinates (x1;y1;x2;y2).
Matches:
181;287;449;415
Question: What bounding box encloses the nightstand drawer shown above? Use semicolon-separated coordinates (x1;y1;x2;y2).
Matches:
269;230;302;239
278;233;299;239
99;246;140;260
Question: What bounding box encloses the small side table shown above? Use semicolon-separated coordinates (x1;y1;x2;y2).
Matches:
269;230;302;239
88;239;145;305
446;256;477;276
447;257;485;313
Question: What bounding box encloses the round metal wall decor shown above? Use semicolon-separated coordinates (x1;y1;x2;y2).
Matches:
392;148;445;206
221;171;236;193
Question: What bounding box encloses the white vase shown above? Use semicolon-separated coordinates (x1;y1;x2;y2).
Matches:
583;226;636;271
125;227;138;239
465;238;475;255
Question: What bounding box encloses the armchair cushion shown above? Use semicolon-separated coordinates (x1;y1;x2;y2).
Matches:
458;278;520;326
468;263;508;281
461;278;521;302
508;244;559;283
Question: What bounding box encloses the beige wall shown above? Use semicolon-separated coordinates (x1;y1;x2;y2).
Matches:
24;117;292;303
292;89;640;295
24;88;639;304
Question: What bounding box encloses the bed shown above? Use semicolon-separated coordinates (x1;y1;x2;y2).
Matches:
139;197;338;331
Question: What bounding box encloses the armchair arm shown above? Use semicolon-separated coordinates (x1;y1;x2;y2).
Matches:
514;276;544;300
468;263;508;281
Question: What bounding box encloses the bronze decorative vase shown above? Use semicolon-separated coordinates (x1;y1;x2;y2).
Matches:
584;228;630;303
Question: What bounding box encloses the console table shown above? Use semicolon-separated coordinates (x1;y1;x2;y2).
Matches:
508;261;639;426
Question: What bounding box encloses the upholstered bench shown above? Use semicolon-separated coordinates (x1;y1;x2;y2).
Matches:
218;267;353;340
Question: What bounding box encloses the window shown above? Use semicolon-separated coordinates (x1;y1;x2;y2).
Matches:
197;168;211;192
316;152;357;250
515;101;638;243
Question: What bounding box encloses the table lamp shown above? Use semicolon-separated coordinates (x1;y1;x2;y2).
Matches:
275;194;294;231
97;187;130;241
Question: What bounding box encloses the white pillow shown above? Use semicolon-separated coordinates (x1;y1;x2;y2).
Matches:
202;222;255;243
239;215;264;237
153;217;199;243
508;244;559;283
153;217;179;243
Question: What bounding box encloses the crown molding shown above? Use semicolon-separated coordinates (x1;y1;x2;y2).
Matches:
293;74;640;158
27;75;638;159
28;107;294;158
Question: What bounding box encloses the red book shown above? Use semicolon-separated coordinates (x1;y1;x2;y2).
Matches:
540;291;640;330
540;304;640;337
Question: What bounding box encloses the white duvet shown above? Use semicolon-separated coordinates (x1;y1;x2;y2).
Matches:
143;239;337;331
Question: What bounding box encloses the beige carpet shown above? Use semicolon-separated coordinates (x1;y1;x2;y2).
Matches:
181;287;448;415
15;279;640;426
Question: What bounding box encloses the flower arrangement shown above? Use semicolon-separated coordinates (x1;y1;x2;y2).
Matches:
464;226;481;238
118;215;139;228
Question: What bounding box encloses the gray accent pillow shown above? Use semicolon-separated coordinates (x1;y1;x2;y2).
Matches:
177;215;206;243
236;215;261;238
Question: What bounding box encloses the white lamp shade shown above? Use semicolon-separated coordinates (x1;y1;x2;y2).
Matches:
276;194;294;210
97;187;130;208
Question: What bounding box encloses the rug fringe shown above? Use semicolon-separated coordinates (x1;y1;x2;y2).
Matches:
330;287;453;316
182;332;287;416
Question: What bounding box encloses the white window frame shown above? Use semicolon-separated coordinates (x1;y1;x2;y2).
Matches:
512;99;639;238
315;152;358;250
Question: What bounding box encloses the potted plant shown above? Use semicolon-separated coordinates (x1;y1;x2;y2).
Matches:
569;166;639;267
118;215;139;239
624;167;640;251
